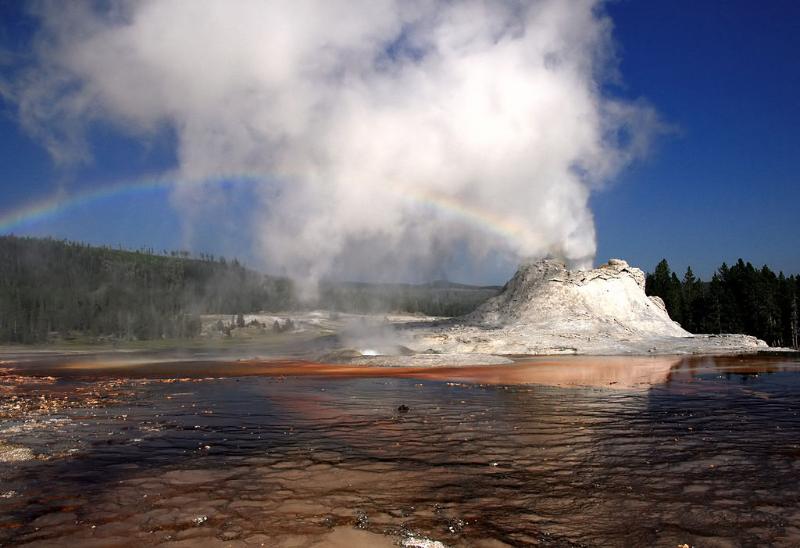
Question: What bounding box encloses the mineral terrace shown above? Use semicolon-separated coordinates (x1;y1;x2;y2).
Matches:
398;258;768;358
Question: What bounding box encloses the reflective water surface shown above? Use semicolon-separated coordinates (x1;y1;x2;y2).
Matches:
1;354;800;547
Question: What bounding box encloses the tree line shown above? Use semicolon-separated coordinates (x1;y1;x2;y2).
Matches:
0;236;499;343
646;258;799;348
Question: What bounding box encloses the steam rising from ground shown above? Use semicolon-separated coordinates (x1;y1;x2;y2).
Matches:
8;0;659;289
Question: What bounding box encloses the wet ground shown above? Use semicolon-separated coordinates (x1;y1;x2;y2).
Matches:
1;353;800;547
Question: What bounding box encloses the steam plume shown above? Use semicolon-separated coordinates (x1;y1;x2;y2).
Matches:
9;0;659;288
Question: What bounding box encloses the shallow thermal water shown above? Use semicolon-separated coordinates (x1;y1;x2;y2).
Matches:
1;355;800;547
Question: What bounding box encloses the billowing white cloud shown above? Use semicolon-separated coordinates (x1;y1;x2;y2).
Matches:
11;0;660;288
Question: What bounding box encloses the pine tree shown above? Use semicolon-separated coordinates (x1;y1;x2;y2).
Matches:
646;259;672;300
682;266;697;332
668;272;684;324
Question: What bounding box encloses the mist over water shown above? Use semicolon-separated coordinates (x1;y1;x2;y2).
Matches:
9;0;660;287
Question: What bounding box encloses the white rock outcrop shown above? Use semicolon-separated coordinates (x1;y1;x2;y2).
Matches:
466;258;688;337
408;258;768;356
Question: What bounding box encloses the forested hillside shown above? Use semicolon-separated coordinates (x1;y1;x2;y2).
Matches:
646;259;799;348
0;236;499;343
0;236;294;342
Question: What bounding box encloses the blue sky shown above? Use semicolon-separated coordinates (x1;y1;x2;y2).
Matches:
596;0;800;278
1;1;798;282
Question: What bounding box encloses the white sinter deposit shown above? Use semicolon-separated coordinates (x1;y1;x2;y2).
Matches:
407;258;768;356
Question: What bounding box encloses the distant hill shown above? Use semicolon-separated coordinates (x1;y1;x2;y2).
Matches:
0;236;499;343
318;279;500;317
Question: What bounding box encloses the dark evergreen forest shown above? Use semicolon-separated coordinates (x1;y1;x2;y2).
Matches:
0;236;498;343
0;236;294;342
646;259;799;349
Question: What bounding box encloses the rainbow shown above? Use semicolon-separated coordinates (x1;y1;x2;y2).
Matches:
0;174;531;244
0;175;259;233
397;186;531;242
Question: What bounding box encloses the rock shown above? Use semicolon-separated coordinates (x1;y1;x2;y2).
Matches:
406;258;769;356
649;295;668;313
403;537;449;548
192;515;208;526
354;510;369;529
465;258;687;337
0;443;35;462
397;404;410;413
604;258;646;289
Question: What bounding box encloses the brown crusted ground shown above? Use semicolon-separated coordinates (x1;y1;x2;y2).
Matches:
3;354;799;389
0;370;146;422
